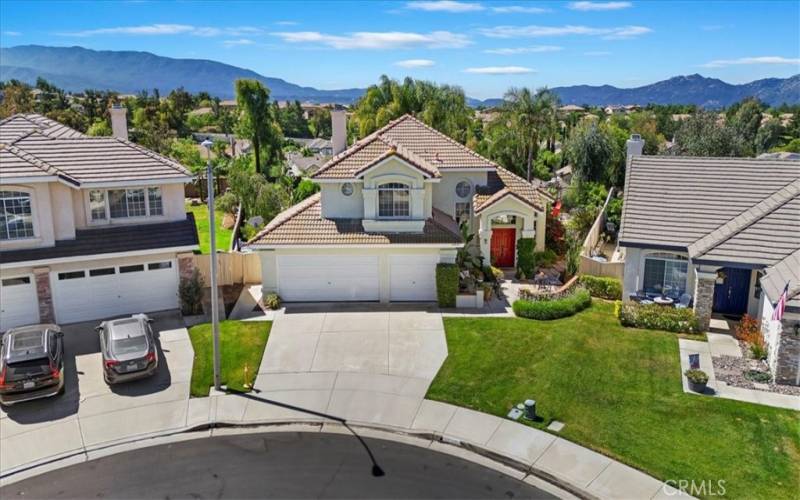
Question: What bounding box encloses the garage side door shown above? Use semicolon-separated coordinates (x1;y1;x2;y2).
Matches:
0;275;39;332
53;259;179;324
278;255;380;302
389;254;439;302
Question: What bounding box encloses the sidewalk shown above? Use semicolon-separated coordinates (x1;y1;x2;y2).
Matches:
1;368;691;499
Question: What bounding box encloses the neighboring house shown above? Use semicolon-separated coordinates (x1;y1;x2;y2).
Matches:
619;152;800;385
0;113;198;332
248;114;552;303
287;152;326;177
286;137;334;156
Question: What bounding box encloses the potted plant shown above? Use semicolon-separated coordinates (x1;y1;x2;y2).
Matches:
684;369;709;393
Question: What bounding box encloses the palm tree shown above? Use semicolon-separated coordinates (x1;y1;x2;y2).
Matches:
234;79;280;175
501;87;559;182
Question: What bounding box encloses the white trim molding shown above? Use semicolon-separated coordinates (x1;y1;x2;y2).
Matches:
0;245;199;269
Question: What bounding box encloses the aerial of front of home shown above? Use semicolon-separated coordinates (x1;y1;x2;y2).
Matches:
1;1;799;499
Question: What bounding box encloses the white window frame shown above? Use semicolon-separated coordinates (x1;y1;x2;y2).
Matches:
85;186;166;225
377;182;411;219
641;252;689;297
0;188;37;241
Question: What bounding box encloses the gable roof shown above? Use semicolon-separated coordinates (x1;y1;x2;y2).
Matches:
247;193;462;247
312;114;495;180
619;156;800;251
760;249;800;309
0;113;192;186
474;168;553;213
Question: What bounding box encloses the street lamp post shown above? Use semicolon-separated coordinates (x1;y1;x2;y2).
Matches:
201;139;221;391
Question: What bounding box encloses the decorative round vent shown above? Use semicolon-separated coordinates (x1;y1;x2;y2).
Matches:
341;182;354;196
455;180;471;198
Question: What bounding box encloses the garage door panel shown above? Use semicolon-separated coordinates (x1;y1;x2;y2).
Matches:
389;254;438;301
0;275;39;332
278;255;380;302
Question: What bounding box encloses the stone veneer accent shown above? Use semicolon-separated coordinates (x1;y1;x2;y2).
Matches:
774;313;800;386
33;267;55;323
693;272;716;331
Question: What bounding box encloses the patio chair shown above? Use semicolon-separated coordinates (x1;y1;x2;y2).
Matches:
675;293;692;309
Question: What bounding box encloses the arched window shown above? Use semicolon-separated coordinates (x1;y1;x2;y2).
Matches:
378;182;410;218
643;253;688;297
0;190;34;240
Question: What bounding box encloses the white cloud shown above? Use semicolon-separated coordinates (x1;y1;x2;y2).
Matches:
700;56;800;68
568;2;632;11
222;39;255;47
483;45;562;55
491;5;550;13
464;66;534;74
394;59;436;68
58;24;263;37
275;21;298;26
2;31;22;36
405;1;484;12
584;50;611;56
271;30;471;49
479;24;651;39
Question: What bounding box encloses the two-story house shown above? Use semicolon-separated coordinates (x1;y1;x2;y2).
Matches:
0;112;198;331
248;114;552;303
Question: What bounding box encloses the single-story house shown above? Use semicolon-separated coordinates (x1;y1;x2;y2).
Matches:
247;114;552;303
619;152;800;385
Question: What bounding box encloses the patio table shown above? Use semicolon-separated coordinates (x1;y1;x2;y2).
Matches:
653;296;674;306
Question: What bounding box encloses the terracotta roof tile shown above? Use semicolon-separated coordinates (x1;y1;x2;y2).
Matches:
474;167;553;213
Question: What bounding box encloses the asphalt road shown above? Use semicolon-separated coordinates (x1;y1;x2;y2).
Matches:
2;431;558;499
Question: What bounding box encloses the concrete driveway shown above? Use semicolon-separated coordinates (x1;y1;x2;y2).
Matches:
0;311;194;476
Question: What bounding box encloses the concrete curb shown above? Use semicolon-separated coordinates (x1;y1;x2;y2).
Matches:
0;419;581;499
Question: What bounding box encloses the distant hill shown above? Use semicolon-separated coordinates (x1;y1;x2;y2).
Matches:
0;45;365;103
1;45;797;108
549;74;800;108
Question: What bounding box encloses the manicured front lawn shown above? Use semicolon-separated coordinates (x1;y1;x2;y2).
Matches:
186;202;234;254
188;320;271;397
427;301;800;499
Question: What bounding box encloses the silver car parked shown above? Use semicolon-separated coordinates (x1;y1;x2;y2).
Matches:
97;314;158;384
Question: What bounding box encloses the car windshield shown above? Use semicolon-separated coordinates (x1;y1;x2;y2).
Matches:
110;336;148;357
5;358;50;382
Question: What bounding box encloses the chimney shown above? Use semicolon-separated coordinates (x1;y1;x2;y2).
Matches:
626;134;644;166
110;104;128;141
331;109;347;155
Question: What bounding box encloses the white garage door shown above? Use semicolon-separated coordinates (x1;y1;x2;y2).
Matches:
389;254;439;301
53;259;179;324
0;275;40;332
278;255;380;302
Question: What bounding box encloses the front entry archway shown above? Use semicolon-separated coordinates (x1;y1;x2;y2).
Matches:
491;228;516;267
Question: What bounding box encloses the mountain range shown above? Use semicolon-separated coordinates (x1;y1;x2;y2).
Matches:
1;45;798;108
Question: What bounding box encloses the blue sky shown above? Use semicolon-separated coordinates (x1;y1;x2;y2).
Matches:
1;0;798;99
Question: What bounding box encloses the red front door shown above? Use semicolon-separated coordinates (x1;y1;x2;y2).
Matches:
491;228;516;267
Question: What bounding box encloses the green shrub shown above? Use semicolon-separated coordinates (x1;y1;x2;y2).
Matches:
484;266;504;282
179;268;205;315
436;263;459;308
684;369;708;384
215;191;239;214
513;288;592;320
533;249;558;268
579;275;622;300
749;342;767;360
618;302;700;334
516;238;535;278
264;293;281;310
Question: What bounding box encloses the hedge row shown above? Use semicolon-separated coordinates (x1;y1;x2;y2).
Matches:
516;238;535;278
579;275;622;300
617;301;700;334
436;263;459;308
513;288;592;320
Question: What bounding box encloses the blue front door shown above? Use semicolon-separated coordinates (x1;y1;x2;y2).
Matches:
712;267;751;316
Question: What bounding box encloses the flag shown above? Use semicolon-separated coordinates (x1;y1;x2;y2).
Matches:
551;200;561;218
772;282;790;321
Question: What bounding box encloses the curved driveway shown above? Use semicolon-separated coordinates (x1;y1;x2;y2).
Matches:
1;431;556;499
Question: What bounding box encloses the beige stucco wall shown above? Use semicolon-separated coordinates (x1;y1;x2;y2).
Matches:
257;246;457;303
321;182;364;219
49;183;76;240
433;171;487;219
476;195;540;264
0;182;56;251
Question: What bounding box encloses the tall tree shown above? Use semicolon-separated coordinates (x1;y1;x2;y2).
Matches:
234;79;282;175
499;87;559;182
565;122;613;184
671;111;748;157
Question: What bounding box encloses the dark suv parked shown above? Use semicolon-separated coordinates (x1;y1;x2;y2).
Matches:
0;324;64;406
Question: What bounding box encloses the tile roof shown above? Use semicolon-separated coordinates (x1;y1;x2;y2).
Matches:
247;193;462;247
474;168;553;213
760;250;800;309
312;114;495;180
0;213;199;264
0;113;192;186
619;156;800;250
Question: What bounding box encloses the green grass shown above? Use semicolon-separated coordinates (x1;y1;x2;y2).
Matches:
427;301;800;499
188;320;271;397
186;202;234;254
